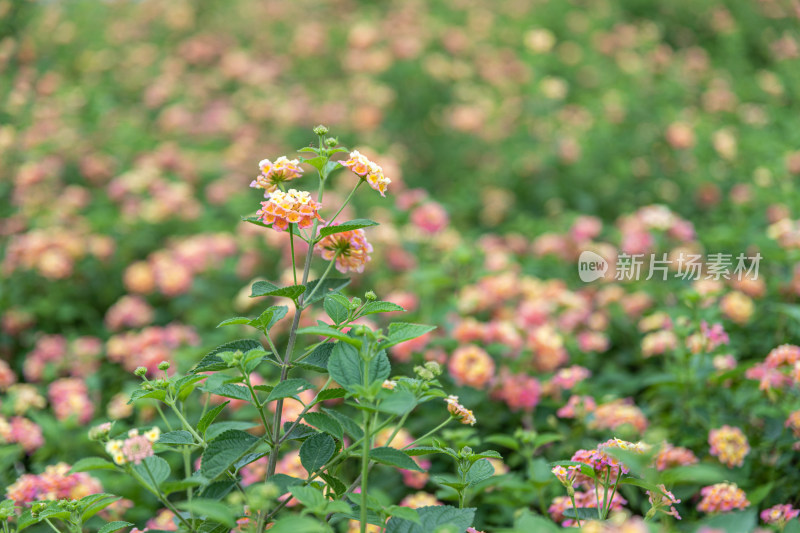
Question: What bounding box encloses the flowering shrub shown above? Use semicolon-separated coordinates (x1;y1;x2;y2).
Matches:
3;0;800;531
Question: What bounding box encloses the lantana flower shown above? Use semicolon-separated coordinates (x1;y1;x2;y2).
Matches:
317;225;373;273
342;150;390;197
251;156;304;195
444;395;476;425
256;189;323;231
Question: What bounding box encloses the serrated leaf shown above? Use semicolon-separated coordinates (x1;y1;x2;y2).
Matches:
369;447;423;472
295;342;334;372
251;281;306;300
242;215;271;228
319;472;347;496
128;388;167;404
266;378;313;402
205;421;258;441
176;499;236;528
385;505;475;533
198;401;229;435
404;446;441;456
161;478;207;495
315;388;347;402
132;456;170;490
193;340;263;373
268;516;331;533
466;458;494;485
318;219;379;238
157;430;195;445
302;412;344;441
299;433;336;474
376;389;417;415
323;294;350;325
387;506;421;524
361;301;405;316
282;422;318;441
70;457;118;473
79;493;121;521
207;384;251;401
268;474;304;496
252;305;289;331
379;323;436;349
327;342;390;393
297;325;361;345
322;408;363;440
303;277;350;306
289;485;326;510
98;522;134;533
201;430;259;480
216;317;252;327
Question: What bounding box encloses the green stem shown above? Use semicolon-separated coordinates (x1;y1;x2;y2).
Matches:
603;468;622;520
168;402;206;448
325;180;362;229
155;404;174;431
266;169;326;480
402;418;452;449
289;225;298;286
243;367;273;441
568;492;582;528
183;449;193;520
360;357;371;533
277;377;332;446
43;519;61;533
140;461;196;532
302;255;339;308
601;468;611;519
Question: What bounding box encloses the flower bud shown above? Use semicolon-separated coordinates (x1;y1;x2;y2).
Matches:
313;125;329;136
325;137;338;147
349;297;362;310
424;361;442;376
134;366;148;377
414;365;434;381
365;290;377;301
157;361;170;371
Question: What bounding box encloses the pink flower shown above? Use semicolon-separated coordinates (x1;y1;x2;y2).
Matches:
448;345;495;389
317;225;373;273
708;426;749;468
697;483;749;513
410;202;449;234
48;378;94;424
251;156;304;194
256;189;323;231
341;151;390;196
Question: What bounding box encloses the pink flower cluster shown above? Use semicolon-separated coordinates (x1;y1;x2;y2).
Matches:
48;378;94;424
22;334;103;382
317;225;374;273
708;425;750;468
256;189;324;231
654;443;699;471
123;233;237;296
6;463;102;506
0;416;44;453
105;427;161;465
761;504;799;525
697;483;749;513
250;156;304;194
588;398;649;434
2;228;114;280
746;344;800;391
106;324;199;374
549;490;628;527
341;150;390;196
105;295;155;331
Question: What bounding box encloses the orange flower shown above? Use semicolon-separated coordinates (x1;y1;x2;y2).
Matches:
342;150;390;197
251;156;304;194
256;189;323;231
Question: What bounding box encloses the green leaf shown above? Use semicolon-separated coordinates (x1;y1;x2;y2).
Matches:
360;301;405;316
513;511;560;533
532;433;564;449
697;509;757;533
319;472;348;496
369;447;423;472
79;493;121;521
98;522;134;533
404;446;442;456
205;421;258;441
376;389;417;415
176;499;237;528
385;505;475;533
322;408;363;440
157;430;195;445
302;155;326;171
251;281;306;300
323;294;350;325
569;508;601;520
289;485;326;510
216;317;252;327
314;388;347;402
266;378;314;402
132;456;170;490
379;323;436;349
282;422;318;441
318;219;379;237
660;464;729;485
242;215;271;228
327;342;390;393
128;388;167;404
252;305;289;331
207;383;251;401
193;340;263;373
297;325;361;345
295;342;334;372
302;412;344;441
268;473;304;496
466;458;495;485
268;516;331;533
198;401;229;435
14;510;38;531
471;450;502;460
303;277;351;306
161;478;207;495
201;430;260;480
387;505;421;524
299;433;336;474
70;457;118;473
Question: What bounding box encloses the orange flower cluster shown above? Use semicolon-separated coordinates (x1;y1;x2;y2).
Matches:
256;189;323;231
317;225;373;273
708;425;750;468
697;483;749;513
342;150;390;197
445;395;476;425
251;156;304;194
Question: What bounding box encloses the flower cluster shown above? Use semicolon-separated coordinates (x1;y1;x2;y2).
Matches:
6;463;102;505
448;345;495;389
106;324;199;374
342;150;390;196
697;483;750;513
548;490;628;527
2;228;114;280
760;504;799;526
653;443;699;471
48;378;94;424
588;399;649;434
444;395;476;425
22;334;103;382
317;225;373;273
647;484;682;520
105;427;161;465
256;189;324;231
0;415;44;453
708;425;750;468
251;156;304;194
